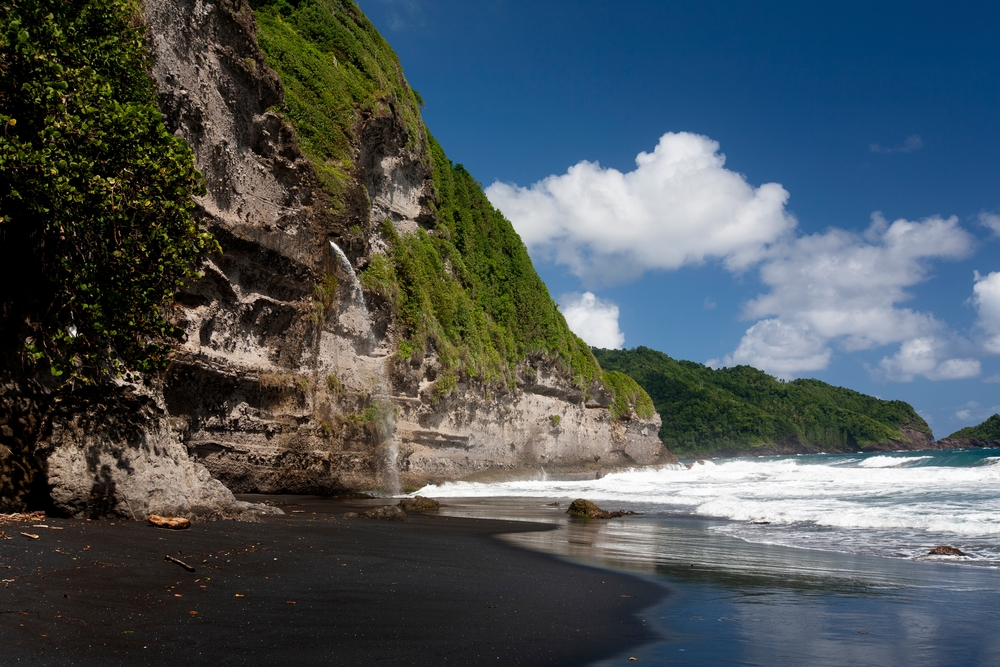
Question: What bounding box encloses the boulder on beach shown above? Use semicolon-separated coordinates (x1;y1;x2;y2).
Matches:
398;496;440;512
361;505;407;521
565;499;634;519
928;545;966;556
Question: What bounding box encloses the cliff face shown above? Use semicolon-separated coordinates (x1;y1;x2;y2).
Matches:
0;0;665;518
137;0;667;499
3;0;670;517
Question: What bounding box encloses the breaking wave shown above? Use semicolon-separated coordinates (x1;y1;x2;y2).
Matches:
420;448;1000;564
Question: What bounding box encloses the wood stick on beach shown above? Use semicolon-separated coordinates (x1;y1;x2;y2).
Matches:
164;555;195;572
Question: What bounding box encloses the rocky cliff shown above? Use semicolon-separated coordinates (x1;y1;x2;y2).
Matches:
146;0;668;496
0;0;668;517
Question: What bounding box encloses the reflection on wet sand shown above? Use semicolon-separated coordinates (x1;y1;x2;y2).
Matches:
438;497;1000;667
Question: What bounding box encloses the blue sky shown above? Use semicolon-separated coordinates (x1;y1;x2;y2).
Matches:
356;0;1000;436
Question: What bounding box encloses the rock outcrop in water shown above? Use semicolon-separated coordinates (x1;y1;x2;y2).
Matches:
936;414;1000;450
0;0;669;517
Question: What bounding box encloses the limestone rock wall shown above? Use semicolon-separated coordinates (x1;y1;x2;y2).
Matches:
143;0;667;495
27;0;668;515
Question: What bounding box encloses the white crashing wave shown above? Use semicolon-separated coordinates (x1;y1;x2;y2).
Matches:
856;455;932;468
419;450;1000;552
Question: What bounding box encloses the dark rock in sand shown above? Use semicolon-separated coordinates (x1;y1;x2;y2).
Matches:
362;505;407;521
398;496;440;512
566;499;634;519
928;545;966;556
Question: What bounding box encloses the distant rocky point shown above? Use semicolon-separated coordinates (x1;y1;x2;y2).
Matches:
936;414;1000;450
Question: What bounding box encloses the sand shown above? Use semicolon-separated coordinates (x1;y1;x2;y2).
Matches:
0;496;664;666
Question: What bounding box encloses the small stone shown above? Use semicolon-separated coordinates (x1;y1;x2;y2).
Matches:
565;499;630;519
148;515;191;530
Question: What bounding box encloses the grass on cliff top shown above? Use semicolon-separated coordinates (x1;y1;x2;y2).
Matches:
250;0;424;196
250;0;604;392
594;346;931;455
947;414;1000;441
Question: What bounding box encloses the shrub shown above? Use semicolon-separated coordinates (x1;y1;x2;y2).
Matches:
602;370;656;421
0;0;216;383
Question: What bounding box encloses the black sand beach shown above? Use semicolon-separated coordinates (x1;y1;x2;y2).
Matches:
0;497;663;666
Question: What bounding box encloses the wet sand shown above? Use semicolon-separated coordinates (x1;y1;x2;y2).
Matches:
0;496;663;666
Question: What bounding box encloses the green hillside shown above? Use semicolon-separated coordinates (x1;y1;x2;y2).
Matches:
593;346;931;455
249;0;623;395
946;414;1000;441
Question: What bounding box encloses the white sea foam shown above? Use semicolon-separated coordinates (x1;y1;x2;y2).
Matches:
420;450;1000;563
856;455;933;468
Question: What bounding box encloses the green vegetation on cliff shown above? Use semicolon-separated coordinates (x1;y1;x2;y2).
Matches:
250;0;423;195
946;414;1000;442
602;371;655;421
250;0;602;390
0;0;214;383
593;346;931;455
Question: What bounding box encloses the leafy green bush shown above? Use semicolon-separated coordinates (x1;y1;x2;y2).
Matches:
0;0;215;383
594;347;931;454
602;370;656;421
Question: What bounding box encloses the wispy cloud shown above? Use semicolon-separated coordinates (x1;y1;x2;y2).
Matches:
374;0;424;30
869;134;924;154
973;270;1000;354
979;211;1000;237
721;214;977;380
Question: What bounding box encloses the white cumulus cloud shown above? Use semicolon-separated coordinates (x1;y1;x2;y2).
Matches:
875;338;981;382
488;129;984;382
486;132;797;285
973;270;1000;354
709;319;831;379
559;292;625;349
722;213;977;379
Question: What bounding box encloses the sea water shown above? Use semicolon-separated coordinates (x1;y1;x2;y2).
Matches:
418;449;1000;666
421;448;1000;565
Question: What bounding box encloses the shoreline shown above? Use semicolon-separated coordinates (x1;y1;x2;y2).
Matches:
0;496;666;666
431;497;1000;666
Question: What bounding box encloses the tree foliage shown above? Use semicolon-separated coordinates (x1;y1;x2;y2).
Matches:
0;0;215;383
946;414;1000;441
594;346;931;454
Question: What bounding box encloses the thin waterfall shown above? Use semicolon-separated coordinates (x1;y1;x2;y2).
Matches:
328;240;399;494
328;241;377;351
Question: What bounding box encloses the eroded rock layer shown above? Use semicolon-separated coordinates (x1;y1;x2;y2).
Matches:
3;0;667;518
140;0;667;497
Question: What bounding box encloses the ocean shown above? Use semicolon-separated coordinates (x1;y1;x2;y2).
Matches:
418;448;1000;666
